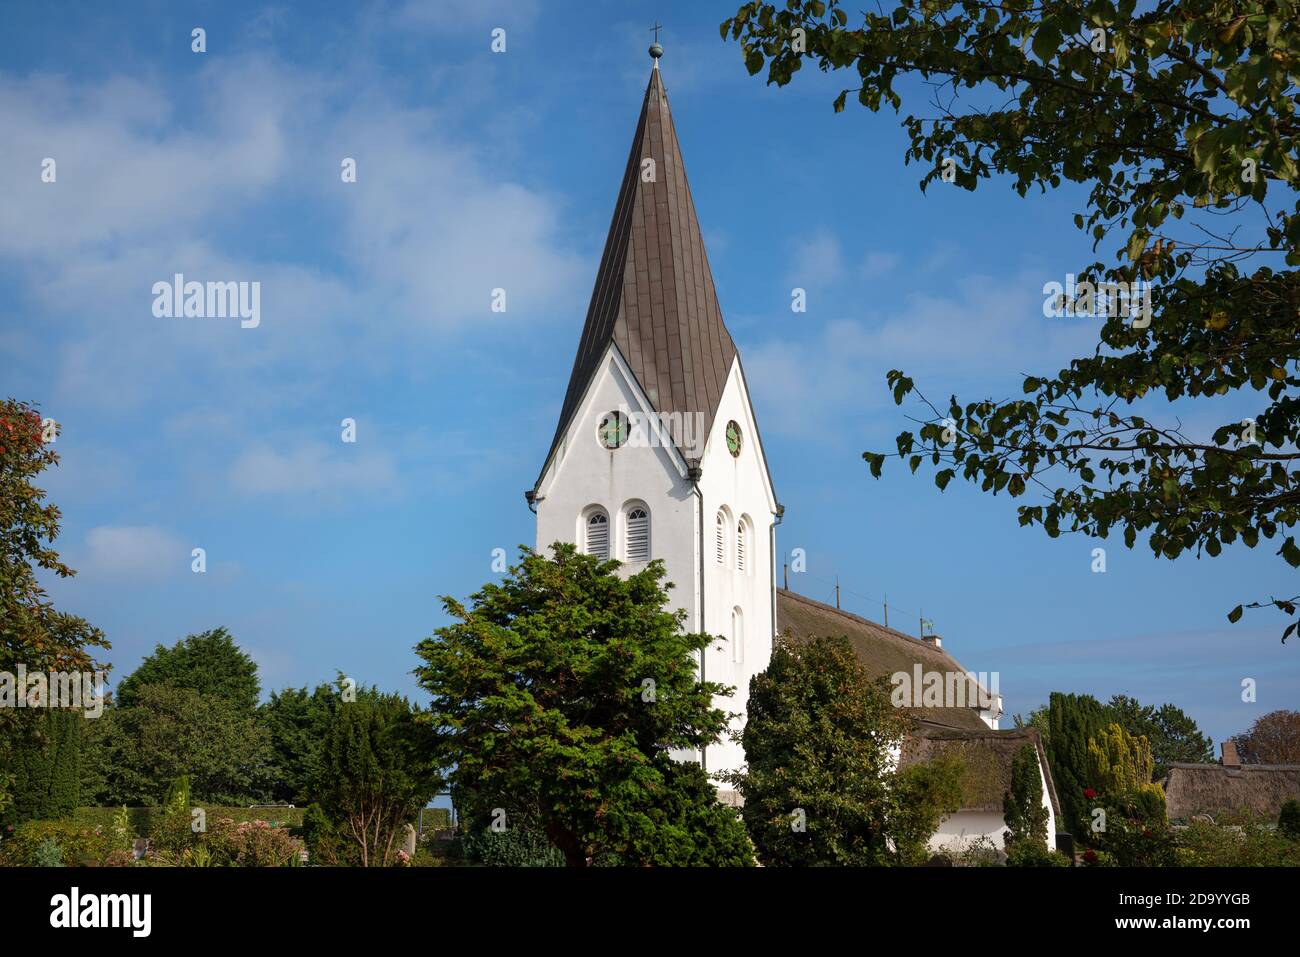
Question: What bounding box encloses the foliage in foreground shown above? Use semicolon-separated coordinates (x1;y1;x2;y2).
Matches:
417;545;749;867
731;632;962;866
723;1;1300;637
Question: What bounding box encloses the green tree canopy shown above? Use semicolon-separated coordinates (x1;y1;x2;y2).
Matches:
415;544;747;867
311;689;441;867
724;0;1300;638
116;627;259;712
732;632;961;865
1045;692;1112;835
1107;693;1214;776
101;683;271;805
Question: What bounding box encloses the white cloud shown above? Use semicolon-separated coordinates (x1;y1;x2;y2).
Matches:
78;525;188;581
784;231;845;287
861;251;900;279
229;440;398;497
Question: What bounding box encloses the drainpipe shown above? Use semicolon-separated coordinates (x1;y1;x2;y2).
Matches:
771;503;784;646
687;460;705;771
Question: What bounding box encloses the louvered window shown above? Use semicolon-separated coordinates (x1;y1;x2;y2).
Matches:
715;511;726;564
585;511;609;559
736;521;746;573
626;507;650;561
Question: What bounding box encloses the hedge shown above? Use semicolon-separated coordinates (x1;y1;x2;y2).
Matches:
72;806;305;836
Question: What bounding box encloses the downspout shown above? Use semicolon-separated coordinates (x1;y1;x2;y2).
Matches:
687;460;705;771
771;503;784;647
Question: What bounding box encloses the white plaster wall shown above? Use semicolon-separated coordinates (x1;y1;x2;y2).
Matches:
696;359;777;777
536;348;699;637
534;350;777;778
928;810;1009;854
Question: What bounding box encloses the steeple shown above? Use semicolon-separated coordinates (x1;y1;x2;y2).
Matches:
539;56;737;482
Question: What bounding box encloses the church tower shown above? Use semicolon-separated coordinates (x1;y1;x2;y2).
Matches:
527;44;778;782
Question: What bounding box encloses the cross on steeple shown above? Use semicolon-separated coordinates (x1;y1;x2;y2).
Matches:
648;21;664;63
650;21;662;43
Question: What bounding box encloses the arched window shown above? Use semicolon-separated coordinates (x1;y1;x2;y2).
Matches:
584;509;610;559
715;510;727;565
625;505;650;561
732;607;745;664
736;519;747;573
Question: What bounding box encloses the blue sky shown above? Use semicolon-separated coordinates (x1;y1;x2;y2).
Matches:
1;0;1294;746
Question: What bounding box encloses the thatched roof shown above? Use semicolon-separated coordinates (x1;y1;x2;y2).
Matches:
1163;763;1300;822
776;588;992;731
899;723;1062;818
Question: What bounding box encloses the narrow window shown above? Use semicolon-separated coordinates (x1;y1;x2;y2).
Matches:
585;510;609;559
626;506;650;561
715;511;726;565
732;607;744;664
736;521;746;573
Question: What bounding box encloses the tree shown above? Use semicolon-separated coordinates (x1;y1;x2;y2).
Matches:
1087;722;1158;794
415;544;746;867
310;689;440;867
724;1;1300;639
0;398;109;676
1106;694;1213;777
0;399;108;819
1;710;81;826
1044;692;1111;835
1232;708;1300;763
731;632;960;865
1003;743;1050;851
102;683;271;805
116;627;258;712
258;682;344;804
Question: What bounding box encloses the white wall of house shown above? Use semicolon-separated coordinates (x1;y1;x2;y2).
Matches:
927;756;1059;854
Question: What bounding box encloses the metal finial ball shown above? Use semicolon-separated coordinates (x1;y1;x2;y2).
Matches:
649;41;663;59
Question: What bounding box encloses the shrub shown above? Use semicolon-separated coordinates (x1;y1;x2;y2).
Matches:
461;812;565;868
300;803;357;866
1006;840;1071;867
1175;816;1300;866
202;817;300;867
1279;800;1300;841
33;837;65;867
1;819;109;866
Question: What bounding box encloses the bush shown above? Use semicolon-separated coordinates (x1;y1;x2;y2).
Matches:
300;803;357;866
1006;840;1071;867
1175;816;1300;866
0;819;109;866
33;838;65;867
462;813;565;868
201;818;300;867
1279;800;1300;841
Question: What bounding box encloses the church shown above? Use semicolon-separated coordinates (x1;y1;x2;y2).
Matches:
526;44;1059;856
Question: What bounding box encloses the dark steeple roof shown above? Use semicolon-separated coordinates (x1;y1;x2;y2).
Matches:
539;63;737;482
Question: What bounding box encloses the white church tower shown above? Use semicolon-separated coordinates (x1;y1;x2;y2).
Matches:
527;45;779;782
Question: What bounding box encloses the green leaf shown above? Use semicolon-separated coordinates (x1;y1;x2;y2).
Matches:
1227;604;1244;623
